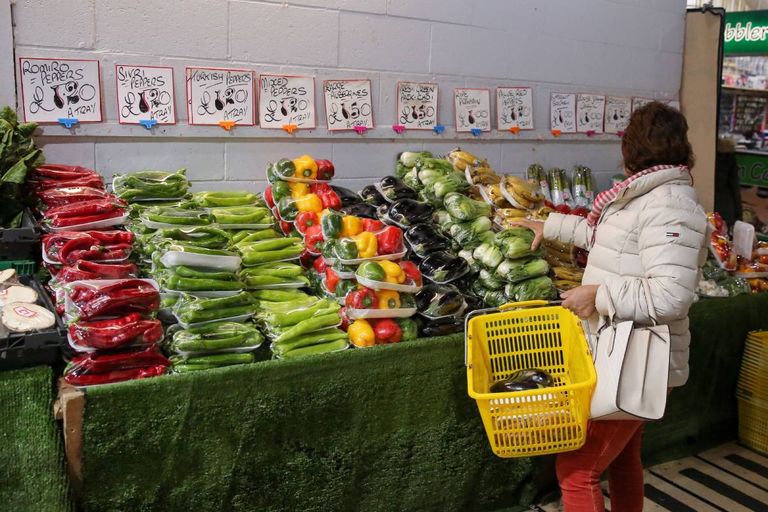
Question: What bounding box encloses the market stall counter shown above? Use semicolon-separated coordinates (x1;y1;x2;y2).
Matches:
54;292;768;512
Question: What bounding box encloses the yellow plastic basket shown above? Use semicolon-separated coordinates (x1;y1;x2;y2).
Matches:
466;301;596;458
738;396;768;455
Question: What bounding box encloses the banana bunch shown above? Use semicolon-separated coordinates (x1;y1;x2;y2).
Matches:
528;206;553;221
493;208;528;229
448;148;501;186
553;266;584;281
502;176;543;210
483;183;511;208
554;279;581;292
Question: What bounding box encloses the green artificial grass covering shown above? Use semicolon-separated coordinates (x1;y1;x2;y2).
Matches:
0;366;71;512
82;335;536;512
79;294;768;511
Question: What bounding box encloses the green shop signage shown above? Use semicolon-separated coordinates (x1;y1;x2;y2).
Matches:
724;10;768;56
736;151;768;187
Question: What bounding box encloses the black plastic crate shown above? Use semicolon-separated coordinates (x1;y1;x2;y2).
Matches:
0;275;66;371
0;210;40;261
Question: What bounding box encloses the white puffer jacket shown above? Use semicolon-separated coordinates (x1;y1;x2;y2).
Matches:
543;167;708;387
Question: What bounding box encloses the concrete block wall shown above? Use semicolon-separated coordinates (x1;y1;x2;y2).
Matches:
9;0;688;192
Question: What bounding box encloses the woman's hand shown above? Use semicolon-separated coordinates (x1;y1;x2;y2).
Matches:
561;285;599;319
509;219;545;250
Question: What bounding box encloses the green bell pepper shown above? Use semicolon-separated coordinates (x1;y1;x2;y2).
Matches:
271;180;291;202
356;261;386;282
271;159;296;180
396;318;418;341
399;293;416;309
334;279;356;299
334;239;358;260
277;196;298;222
321;211;343;239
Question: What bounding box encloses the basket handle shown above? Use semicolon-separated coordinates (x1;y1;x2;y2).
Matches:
498;300;551;311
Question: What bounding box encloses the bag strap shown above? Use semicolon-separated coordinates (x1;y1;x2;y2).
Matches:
640;279;659;327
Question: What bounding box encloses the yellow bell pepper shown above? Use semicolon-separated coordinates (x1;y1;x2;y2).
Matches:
348;319;375;347
352;232;378;259
295;193;323;214
379;260;406;284
340;216;363;238
292;155;318;180
377;290;401;309
290;182;310;199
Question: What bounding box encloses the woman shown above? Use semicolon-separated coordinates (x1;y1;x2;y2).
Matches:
515;102;708;512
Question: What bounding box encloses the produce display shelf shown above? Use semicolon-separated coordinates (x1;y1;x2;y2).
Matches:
0;276;67;371
0;210;40;261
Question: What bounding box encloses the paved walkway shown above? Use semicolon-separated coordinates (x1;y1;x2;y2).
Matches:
535;442;768;511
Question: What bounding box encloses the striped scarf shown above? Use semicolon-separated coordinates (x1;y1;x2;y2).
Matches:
586;164;689;228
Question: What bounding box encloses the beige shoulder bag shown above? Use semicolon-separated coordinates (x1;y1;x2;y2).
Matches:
589;281;671;420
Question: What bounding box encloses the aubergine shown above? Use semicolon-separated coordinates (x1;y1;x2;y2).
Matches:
461;292;485;313
332;186;363;207
418;251;469;284
405;224;451;258
387;199;434;228
490;369;554;393
417;315;464;337
339;203;378;219
360;185;388;206
415;283;466;318
378;176;418;203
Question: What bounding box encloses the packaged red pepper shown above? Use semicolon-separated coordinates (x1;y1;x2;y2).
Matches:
38;187;112;208
315;159;335;181
66;279;160;320
69;314;163;351
31;164;101;181
42;231;134;264
370;318;403;344
29;175;105;191
310;183;341;210
64;364;167;387
376;226;405;255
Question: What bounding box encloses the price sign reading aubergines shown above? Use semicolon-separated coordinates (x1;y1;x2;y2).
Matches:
259;74;316;129
323;79;373;131
397;81;438;129
550;92;576;133
186;67;255;126
454;88;491;132
116;65;175;125
19;57;103;123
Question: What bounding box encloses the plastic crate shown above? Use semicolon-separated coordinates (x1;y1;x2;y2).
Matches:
0;210;40;261
0;275;66;371
738;396;768;456
0;260;36;275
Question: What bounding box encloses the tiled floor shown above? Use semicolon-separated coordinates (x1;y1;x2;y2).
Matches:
535;442;768;511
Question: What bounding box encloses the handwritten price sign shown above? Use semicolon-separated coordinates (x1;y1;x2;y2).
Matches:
259;75;316;129
497;87;533;130
186;67;255;126
396;81;438;130
604;96;632;134
116;65;175;125
19;57;102;123
576;93;605;133
454;88;491;132
550;92;576;133
323;80;373;131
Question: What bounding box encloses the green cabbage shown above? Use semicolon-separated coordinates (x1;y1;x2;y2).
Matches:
479;269;505;290
473;243;504;270
495;258;549;283
494;228;537;259
505;276;557;302
443;192;492;221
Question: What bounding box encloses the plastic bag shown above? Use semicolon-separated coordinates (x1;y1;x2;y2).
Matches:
64;345;169;387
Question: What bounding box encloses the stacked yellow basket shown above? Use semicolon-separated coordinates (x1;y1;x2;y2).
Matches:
737;331;768;454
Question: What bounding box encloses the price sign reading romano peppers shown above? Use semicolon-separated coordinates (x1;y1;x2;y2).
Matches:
396;81;438;130
323;79;374;131
550;92;576;133
18;57;103;123
496;87;534;131
576;93;605;134
185;67;255;126
454;88;491;132
115;65;175;125
259;74;316;129
604;96;631;134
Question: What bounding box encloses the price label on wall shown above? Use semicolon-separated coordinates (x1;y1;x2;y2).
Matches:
259;75;316;129
115;65;175;125
576;93;605;133
496;87;533;131
186;67;255;126
18;57;103;123
604;96;631;134
323;79;373;131
396;81;438;129
550;92;576;133
632;97;654;113
454;88;491;132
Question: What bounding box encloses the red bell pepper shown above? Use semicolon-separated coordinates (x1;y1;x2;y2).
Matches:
376;226;404;255
345;287;378;309
304;224;324;254
339;307;350;332
398;261;422;286
299;249;315;269
371;318;403;344
264;185;275;208
311;183;341;210
295;211;319;234
315;159;335;181
278;219;293;236
313;256;327;274
325;268;340;293
362;218;384;232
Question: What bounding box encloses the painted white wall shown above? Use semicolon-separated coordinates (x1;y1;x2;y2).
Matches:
10;0;688;192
